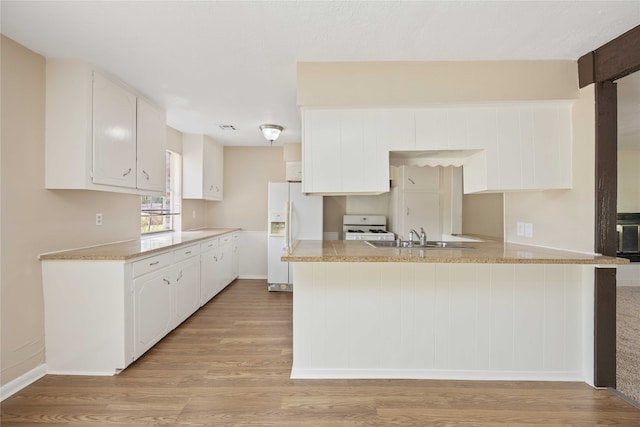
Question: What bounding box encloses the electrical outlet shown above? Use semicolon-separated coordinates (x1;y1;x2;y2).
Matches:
96;213;103;226
524;223;533;238
517;222;525;236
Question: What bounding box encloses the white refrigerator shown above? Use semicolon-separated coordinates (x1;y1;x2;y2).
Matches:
267;182;323;291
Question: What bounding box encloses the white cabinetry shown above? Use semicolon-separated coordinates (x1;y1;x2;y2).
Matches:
132;245;200;359
40;232;238;374
92;72;138;188
200;238;220;305
218;234;233;289
45;59;166;195
231;232;240;279
199;235;234;305
301;103;572;195
301;109;389;194
183;134;224;201
136;98;168;192
412;103;573;193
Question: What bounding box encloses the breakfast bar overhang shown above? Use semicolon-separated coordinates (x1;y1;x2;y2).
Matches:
283;240;627;386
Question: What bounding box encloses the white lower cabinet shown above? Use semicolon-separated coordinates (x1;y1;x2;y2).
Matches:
41;232;238;375
133;245;201;359
200;235;234;306
231;232;240;279
133;267;174;358
200;238;220;305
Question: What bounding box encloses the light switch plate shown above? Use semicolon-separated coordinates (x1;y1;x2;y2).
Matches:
524;223;533;238
517;222;525;236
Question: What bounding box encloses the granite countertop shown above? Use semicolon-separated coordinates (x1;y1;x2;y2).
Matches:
39;228;240;261
282;240;628;265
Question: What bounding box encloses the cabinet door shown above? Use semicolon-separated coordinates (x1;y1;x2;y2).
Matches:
200;248;220;305
302;109;342;193
218;243;233;292
231;233;240;279
173;257;200;326
203;138;223;200
136;98;166;192
92;72;137;188
133;269;173;358
302;109;389;194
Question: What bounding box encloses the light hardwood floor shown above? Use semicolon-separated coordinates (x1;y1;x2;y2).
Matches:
2;279;639;426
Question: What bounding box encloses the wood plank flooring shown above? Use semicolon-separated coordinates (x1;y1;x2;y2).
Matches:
2;279;639;426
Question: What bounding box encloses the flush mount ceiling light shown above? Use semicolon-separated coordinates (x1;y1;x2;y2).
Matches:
260;124;283;145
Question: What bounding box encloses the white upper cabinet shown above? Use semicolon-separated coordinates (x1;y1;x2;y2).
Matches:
45;59;166;195
136;98;167;192
302;108;390;194
461;103;573;193
183;134;223;201
92;72;137;188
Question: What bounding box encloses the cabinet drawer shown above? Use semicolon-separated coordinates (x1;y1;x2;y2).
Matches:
219;235;232;246
132;251;173;278
200;238;219;252
174;244;200;262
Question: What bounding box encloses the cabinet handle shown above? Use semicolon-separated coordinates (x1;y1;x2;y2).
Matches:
214;256;218;262
408;178;415;185
185;251;192;255
176;270;183;282
220;253;224;260
216;186;220;192
209;185;214;191
149;261;160;266
143;170;149;181
122;168;132;177
406;207;410;216
163;278;171;285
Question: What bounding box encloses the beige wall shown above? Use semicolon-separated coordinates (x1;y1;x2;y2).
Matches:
298;61;578;106
618;149;640;213
462;193;504;239
1;36;140;387
207;146;286;230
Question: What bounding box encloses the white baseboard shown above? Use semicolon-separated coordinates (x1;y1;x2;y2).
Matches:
290;368;584;382
1;364;47;401
238;275;267;280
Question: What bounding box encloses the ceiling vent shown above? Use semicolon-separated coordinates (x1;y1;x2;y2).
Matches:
217;124;237;131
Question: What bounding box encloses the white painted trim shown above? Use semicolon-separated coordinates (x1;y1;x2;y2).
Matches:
45;370;118;376
238;275;267;280
0;364;47;402
291;368;584;382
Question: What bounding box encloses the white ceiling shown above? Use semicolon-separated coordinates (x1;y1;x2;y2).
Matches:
2;1;639;147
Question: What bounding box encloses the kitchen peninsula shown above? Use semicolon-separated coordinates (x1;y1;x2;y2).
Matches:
284;240;626;385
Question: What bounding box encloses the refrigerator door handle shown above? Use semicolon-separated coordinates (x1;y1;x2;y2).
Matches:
287;201;293;249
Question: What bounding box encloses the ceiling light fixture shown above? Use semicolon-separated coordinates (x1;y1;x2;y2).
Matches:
260;124;283;145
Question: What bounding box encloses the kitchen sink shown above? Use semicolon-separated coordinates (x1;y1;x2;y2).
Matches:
365;240;472;249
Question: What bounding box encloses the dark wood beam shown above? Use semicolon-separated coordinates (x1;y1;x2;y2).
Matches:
578;25;640;87
596;25;640;83
594;268;617;388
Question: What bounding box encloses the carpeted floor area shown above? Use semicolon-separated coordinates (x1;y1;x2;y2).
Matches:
617;286;640;404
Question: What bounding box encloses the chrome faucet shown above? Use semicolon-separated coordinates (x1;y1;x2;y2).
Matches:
409;228;427;246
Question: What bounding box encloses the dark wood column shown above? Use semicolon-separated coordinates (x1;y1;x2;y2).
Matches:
594;81;618;257
594;268;617;387
578;24;639;389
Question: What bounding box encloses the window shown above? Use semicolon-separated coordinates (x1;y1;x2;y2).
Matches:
141;151;181;234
